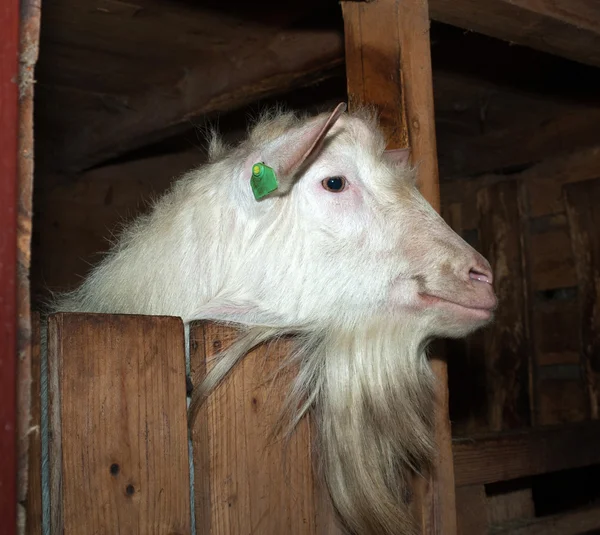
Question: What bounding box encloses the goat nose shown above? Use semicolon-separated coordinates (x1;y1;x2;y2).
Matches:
468;258;493;285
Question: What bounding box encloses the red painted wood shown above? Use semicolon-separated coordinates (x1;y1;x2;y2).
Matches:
0;0;20;532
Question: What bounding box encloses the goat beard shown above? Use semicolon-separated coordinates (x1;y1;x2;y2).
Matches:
277;318;436;535
190;317;436;535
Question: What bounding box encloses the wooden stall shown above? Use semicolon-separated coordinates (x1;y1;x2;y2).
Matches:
3;0;600;533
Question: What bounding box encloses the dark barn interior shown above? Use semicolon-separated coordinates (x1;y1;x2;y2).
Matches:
15;0;600;533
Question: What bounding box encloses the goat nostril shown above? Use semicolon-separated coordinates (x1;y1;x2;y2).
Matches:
469;267;493;285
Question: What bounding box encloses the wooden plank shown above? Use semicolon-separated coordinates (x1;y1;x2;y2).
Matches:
0;0;21;530
439;146;600;231
491;505;600;535
343;1;455;533
564;178;600;420
17;1;41;531
47;313;190;534
455;485;488;535
453;421;600;487
25;314;41;535
537;376;588;425
429;0;600;68
477;181;531;431
488;488;534;526
189;322;341;535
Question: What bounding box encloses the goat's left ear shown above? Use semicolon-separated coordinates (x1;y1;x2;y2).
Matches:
257;103;346;198
383;147;411;166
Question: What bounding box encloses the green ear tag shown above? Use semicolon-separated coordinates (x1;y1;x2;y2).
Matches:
250;162;278;200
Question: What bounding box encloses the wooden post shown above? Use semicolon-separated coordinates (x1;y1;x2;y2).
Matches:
564;178;600;420
342;0;456;532
46;313;191;535
189;322;341;535
476;181;532;431
0;0;20;532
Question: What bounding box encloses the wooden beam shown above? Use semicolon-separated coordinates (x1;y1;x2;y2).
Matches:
39;29;344;173
453;421;600;486
491;506;600;535
342;1;454;533
429;0;600;68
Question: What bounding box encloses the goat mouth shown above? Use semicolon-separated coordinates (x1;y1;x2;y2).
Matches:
418;293;495;320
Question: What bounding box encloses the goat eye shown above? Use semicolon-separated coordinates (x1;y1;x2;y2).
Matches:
322;176;346;192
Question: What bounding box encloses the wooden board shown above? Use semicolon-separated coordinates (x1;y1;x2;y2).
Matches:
189;322;342;535
429;0;600;68
47;313;190;534
17;1;41;531
453;421;600;487
25;314;42;535
455;485;488;535
477;180;531;431
491;505;600;535
0;0;21;531
564;178;600;420
342;1;454;532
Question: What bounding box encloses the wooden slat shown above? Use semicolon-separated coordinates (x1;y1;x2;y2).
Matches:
488;488;534;527
477;180;531;431
429;0;600;68
455;485;488;535
564;178;600;420
491;506;600;535
47;313;190;534
17;1;41;531
25;314;41;535
453;421;600;487
342;1;455;533
189;322;341;535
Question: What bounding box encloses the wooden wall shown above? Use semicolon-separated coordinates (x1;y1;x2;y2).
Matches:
442;145;600;434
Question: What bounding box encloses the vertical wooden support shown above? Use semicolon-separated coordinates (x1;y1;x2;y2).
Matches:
564;178;600;420
47;313;191;535
25;314;41;535
0;0;20;532
342;1;455;533
455;485;488;535
189;323;341;535
17;2;41;532
477;181;531;431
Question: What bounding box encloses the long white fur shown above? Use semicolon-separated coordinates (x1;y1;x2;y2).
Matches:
43;105;494;535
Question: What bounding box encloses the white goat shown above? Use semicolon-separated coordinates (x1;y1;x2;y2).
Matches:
47;103;496;535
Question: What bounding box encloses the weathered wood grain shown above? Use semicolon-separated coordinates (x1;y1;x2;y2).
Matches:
455;485;488;535
0;0;20;530
25;314;41;535
47;313;190;535
17;2;41;530
189;322;341;535
490;505;600;535
488;488;534;527
564;177;600;420
477;181;531;431
343;0;454;532
453;421;600;487
429;0;600;68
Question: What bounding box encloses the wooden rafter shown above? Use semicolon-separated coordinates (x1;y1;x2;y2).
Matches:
429;0;600;68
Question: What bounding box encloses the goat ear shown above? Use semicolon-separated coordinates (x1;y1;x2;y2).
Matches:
383;147;411;166
254;103;346;198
